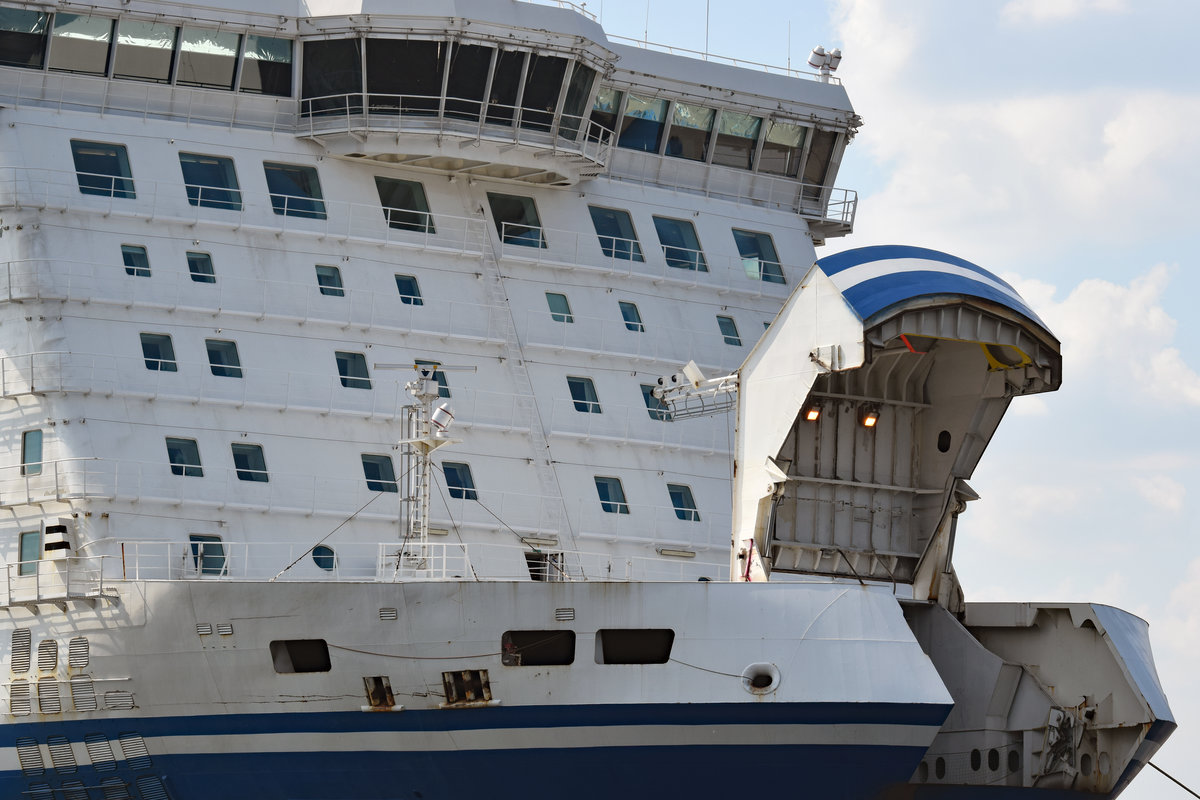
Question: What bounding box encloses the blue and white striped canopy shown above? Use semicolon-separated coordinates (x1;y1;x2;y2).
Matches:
817;245;1049;331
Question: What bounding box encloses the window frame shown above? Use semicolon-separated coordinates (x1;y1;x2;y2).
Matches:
20;429;43;477
188;533;226;575
361;453;398;493
18;530;41;576
335;351;372;390
717;315;742;346
588;206;644;262
263;161;326;219
70;139;135;198
487;192;547;248
394;274;423;306
545;292;573;323
315;264;344;297
178;151;242;210
667;482;700;522
165;437;203;477
618;300;644;332
140;332;178;372
121;244;150;277
186;251;216;283
567;376;601;414
230;442;269;483
205;339;243;378
732;228;784;284
375;176;435;233
594;476;630;514
652;216;708;272
442;461;478;500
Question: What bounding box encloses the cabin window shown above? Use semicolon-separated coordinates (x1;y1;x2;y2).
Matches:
187;251;215;283
486;50;526;125
619;301;644;332
176;27;239;90
18;531;40;576
594;476;629;514
442;461;477;500
231;443;268;483
618;94;668;153
361;454;398;493
590;87;624;138
394;274;423;306
559;61;597;139
206;339;243;378
445;42;493;119
588;206;643;262
315;265;344;297
366;39;445;114
520;53;568;131
178;152;242;210
759;120;807;178
802;129;839;200
667;483;700;521
121;244;150;277
487;192;546;248
546;292;573;323
263;162;326;219
301;38;362;114
375;177;434;233
269;640;331;673
640;384;672;421
240;35;292;96
140;333;177;372
188;534;225;576
595;629;674;664
567;376;601;414
20;430;42;476
70;140;135;198
501;631;576;666
652;216;707;271
717;315;742;346
335;351;371;389
312;545;336;571
415;359;450;398
732;229;784;283
666;102;715;162
0;9;48;69
165;437;203;477
113;20;178;84
712;111;762;170
48;14;113;76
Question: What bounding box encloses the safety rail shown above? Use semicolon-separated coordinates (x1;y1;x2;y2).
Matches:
606;34;838;83
521;0;598;20
1;556;109;607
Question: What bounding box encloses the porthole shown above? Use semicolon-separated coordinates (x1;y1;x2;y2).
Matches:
312;545;336;571
916;761;929;782
1009;749;1021;773
988;748;1000;771
740;662;780;695
1080;753;1093;775
970;748;981;771
935;757;945;780
937;430;952;452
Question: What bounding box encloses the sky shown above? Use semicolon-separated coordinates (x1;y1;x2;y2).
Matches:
592;0;1200;796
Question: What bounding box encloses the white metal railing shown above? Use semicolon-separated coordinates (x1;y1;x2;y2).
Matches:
1;556;108;607
606;34;838;83
545;395;733;455
0;459;114;507
521;0;598;20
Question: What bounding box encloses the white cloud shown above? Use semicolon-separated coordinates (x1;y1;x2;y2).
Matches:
1131;474;1186;513
1000;0;1128;24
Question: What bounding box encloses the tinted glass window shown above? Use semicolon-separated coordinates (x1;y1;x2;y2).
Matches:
189;534;225;575
618;94;668;153
588;206;643;262
206;339;243;378
590;87;623;139
18;531;41;575
263;162;326;219
667;483;699;521
176;27;239;90
717;315;742;346
0;9;48;69
336;351;371;389
652;216;707;271
165;437;202;477
732;229;783;283
801;129;839;200
312;545;336;571
140;333;177;372
48;14;112;75
567;376;600;413
712;111;762;170
71;140;134;198
21;430;43;477
394;275;423;305
315;265;344;297
445;43;493;119
375;177;434;233
231;443;268;482
666;103;714;162
443;461;477;500
759;120;807;178
187;251;215;283
594;476;629;514
179;152;241;210
361;454;398;492
559;61;596;139
113;19;177;83
619;301;643;332
486;50;525;125
367;39;444;114
545;292;572;323
301;38;361;114
488;192;546;247
240;35;292;96
520;53;567;131
122;244;150;277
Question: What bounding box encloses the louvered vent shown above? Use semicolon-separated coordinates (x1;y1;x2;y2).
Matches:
37;679;61;714
555;607;576;621
135;775;170;800
67;637;89;669
10;679;31;715
117;733;152;770
99;776;133;800
71;676;98;712
60;779;89;800
216;623;234;636
84;733;117;772
15;736;45;775
379;607;399;621
104;690;135;710
28;783;52;800
196;623;213;636
37;640;58;672
11;628;31;673
46;735;77;773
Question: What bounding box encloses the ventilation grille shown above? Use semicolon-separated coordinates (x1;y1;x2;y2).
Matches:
11;628;31;673
71;676;98;712
37;679;61;714
555;607;576;621
118;733;152;770
99;776;133;800
37;640;58;672
28;784;52;800
16;736;45;775
67;637;89;669
379;607;399;621
135;775;170;800
47;735;77;773
216;624;234;636
104;690;135;711
196;623;213;636
61;779;89;800
10;679;31;715
84;733;117;772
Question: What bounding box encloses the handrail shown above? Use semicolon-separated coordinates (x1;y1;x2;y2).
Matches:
606;34;839;83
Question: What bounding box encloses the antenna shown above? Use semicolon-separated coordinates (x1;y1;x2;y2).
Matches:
808;45;843;83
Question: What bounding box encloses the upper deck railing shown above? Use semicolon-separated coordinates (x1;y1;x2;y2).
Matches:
606;34;839;83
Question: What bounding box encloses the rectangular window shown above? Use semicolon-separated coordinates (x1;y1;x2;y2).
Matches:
546;292;573;323
48;14;113;76
415;359;451;398
394;274;423;306
801;129;839;200
112;19;178;84
263;162;326;219
487;192;546;248
640;384;672;421
140;333;177;372
501;630;575;666
71;140;135;199
269;640;331;673
315;265;344;297
594;476;629;514
652;216;708;271
0;9;48;69
442;461;477;500
361;454;398;492
732;229;784;283
618;301;644;332
712;111;762;170
595;629;674;664
240;35;292;97
567;376;601;414
759;120;808;178
618;94;668;153
336;351;371;389
18;531;41;576
188;534;226;576
187;251;216;283
121;244;150;277
590;86;624;139
588;206;644;262
375;177;434;233
176;27;239;90
20;430;43;477
667;483;700;521
206;339;243;378
717;315;742;346
231;443;268;482
179;152;242;210
165;437;203;477
666;102;715;162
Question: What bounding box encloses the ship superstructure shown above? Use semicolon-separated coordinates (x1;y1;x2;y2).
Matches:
0;1;1173;798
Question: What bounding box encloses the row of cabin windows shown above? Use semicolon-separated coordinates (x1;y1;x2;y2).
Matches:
72;139;786;284
547;292;746;347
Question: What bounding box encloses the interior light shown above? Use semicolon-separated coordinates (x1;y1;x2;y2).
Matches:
803;402;821;422
861;406;880;428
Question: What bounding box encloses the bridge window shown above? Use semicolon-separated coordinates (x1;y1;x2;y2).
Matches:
520;53;568;131
206;339;243;378
589;206;643;262
367;38;445;114
376;177;434;233
394;274;423;306
21;430;43;477
140;333;177;372
336;351;372;389
263;162;326;219
442;461;478;500
415;359;451;398
177;27;240;90
619;94;668;153
487;49;526;125
712;111;762;170
165;437;203;477
717;315;742;346
0;9;48;69
122;245;150;277
640;384;672;421
231;443;268;483
113;20;178;84
71;140;134;198
445;42;494;119
759;120;807;178
361;454;398;493
301;38;362;115
545;292;573;323
667;483;700;521
652;216;707;271
560;62;597;139
567;376;601;414
594;476;629;514
179;152;241;210
590;87;623;138
666;102;715;162
240;35;292;96
732;229;783;283
801;129;839;200
619;301;644;332
187;251;216;283
488;192;546;248
48;14;113;76
315;265;344;297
